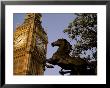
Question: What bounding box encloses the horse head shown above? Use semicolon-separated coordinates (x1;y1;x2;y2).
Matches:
51;39;65;47
51;38;72;54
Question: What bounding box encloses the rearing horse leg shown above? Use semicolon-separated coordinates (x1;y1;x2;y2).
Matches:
61;68;63;71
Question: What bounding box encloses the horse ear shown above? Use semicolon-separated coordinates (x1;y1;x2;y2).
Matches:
63;39;67;42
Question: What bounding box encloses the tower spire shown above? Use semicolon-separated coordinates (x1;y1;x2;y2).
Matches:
24;13;42;24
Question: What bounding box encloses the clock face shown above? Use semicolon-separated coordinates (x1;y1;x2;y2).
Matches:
14;33;27;48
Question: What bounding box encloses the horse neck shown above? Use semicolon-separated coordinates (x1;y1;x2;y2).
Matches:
56;46;70;55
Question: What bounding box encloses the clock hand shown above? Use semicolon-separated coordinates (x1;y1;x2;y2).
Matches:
15;38;22;44
18;39;22;43
14;35;20;41
14;40;21;46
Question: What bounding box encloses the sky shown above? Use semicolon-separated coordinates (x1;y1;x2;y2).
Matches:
13;13;76;75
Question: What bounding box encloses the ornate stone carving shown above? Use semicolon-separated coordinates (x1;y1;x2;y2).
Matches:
13;13;48;75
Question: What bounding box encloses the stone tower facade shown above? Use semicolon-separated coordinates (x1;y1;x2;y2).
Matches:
13;13;48;75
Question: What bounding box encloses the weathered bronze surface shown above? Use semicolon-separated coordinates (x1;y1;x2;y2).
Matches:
47;39;96;75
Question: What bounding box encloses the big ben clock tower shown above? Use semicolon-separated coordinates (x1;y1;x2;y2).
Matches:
13;13;48;75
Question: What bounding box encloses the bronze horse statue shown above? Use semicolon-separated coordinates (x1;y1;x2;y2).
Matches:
46;39;96;75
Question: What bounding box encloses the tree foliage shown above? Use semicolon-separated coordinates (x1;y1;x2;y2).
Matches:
63;13;97;60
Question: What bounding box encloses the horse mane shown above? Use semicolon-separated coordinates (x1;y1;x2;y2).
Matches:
63;39;72;53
